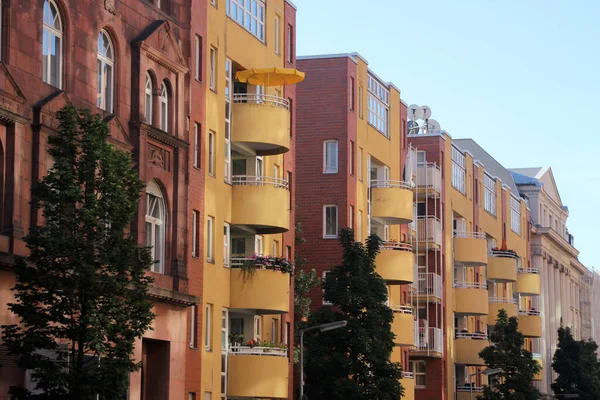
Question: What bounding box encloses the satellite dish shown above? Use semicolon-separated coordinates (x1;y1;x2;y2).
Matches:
407;120;420;135
407;104;423;120
427;118;441;132
421;105;432;120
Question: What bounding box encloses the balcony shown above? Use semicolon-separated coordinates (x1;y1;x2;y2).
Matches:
415;162;442;198
230;260;290;313
231;176;290;234
411;327;443;357
454;232;488;265
410;216;442;250
392;306;415;346
454;282;489;316
518;310;542;337
401;372;415;400
533;353;543;381
454;332;489;365
376;242;414;284
487;250;519;282
456;386;483;400
228;344;289;398
412;272;443;303
488;297;518;320
370;180;414;224
514;268;541;295
231;94;290;156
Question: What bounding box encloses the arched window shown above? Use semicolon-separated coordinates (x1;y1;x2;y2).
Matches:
42;0;63;88
145;72;153;123
145;181;165;273
97;30;114;112
159;81;168;132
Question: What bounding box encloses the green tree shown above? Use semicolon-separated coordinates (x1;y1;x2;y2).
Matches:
293;223;321;319
303;229;403;400
478;309;541;400
1;106;155;399
552;325;600;399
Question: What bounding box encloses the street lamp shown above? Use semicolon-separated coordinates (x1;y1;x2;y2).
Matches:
469;368;503;400
299;320;348;400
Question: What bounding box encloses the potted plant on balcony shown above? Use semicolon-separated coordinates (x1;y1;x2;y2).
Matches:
238;253;294;282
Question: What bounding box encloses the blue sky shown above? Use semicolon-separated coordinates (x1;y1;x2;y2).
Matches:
295;0;599;269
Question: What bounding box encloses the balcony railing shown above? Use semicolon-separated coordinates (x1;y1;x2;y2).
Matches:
518;309;541;316
489;249;520;260
381;241;413;252
232;93;289;109
412;216;442;247
391;305;414;314
454;231;487;239
402;371;414;379
457;385;484;393
455;331;488;340
229;344;287;357
488;296;517;304
454;281;488;290
414;272;443;299
370;180;414;190
517;267;540;274
415;327;443;354
231;175;289;189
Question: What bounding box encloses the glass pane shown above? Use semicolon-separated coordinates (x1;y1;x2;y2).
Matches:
237;6;243;24
154;224;162;271
104;64;113;112
50;34;61;87
145;222;153;248
146;93;152;122
97;60;103;107
42;30;49;82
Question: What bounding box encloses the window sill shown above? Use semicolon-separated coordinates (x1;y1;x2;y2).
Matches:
192;254;199;259
484;210;497;219
193;166;201;171
210;88;217;94
323;171;338;175
207;259;215;264
195;78;202;83
190;345;198;350
323;236;338;240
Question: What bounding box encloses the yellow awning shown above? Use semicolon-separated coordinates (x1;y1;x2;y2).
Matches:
235;68;305;86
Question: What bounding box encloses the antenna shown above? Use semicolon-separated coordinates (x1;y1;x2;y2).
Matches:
426;118;441;133
408;104;423;120
407;120;420;135
405;104;442;134
421;105;432;120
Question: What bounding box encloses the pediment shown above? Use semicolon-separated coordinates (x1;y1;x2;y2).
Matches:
104;114;133;150
33;90;73;130
0;63;28;120
133;20;188;74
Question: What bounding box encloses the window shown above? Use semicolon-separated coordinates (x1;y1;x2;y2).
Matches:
322;271;332;305
358;210;363;240
367;75;389;137
221;309;228;350
225;0;265;41
358;147;363;181
284;322;290;345
349;205;354;230
159;81;168;132
190;305;198;348
193;123;200;168
272;240;279;257
349;141;355;176
323;140;338;174
411;360;427;388
323;205;338;238
286;245;292;260
145;72;153;123
204;393;211;400
484;173;496;216
223;223;230;266
209;47;216;91
205;304;213;350
253;315;262;339
195;35;202;81
287;24;294;64
211;0;217;6
274;16;280;55
145;182;165;273
288;97;294;136
511;195;521;234
224;59;232;183
208;131;215;176
192;210;200;257
273;164;280;179
358;85;364;119
349;77;355;111
207;216;214;262
189;393;196;400
42;0;63;88
451;146;466;194
97;31;114;112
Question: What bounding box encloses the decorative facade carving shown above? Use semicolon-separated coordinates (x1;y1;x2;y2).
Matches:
104;0;116;14
148;143;169;170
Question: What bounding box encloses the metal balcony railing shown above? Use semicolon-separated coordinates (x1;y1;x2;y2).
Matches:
517;267;540;274
518;309;541;316
455;331;488;340
412;216;442;247
232;93;289;109
414;272;443;299
381;241;413;252
454;231;487;239
488;296;517;304
415;327;443;354
370;180;414;190
454;281;488;290
416;162;442;193
391;305;414;314
231;175;289;189
229;343;287;357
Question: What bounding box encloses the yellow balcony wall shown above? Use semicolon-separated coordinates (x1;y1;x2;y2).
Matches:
457;390;484;400
454;338;488;365
230;269;290;313
488;299;518;321
533;354;543;381
455;286;489;315
376;243;414;284
518;314;542;337
371;181;413;224
227;353;288;398
454;234;488;265
487;253;518;282
231;177;290;234
231;96;290;155
401;375;415;400
392;308;415;346
514;271;541;295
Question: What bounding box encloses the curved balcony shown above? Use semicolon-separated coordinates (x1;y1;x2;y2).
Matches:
231;94;290;155
370;180;414;224
401;372;415;400
231;176;290;234
518;310;542;337
376;242;414;284
392;306;415;346
487;250;519;282
454;232;488;266
454;333;489;365
514;268;541;295
454;282;489;316
533;353;543;381
230;264;290;314
228;345;289;398
488;297;518;320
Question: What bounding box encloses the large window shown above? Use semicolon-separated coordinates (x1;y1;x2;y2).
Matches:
287;24;294;64
367;75;389;137
159;81;168;132
192;210;199;257
42;0;63;88
206;216;214;262
193;122;200;168
225;0;265;42
484;173;496;216
205;303;212;351
145;182;165;273
224;59;232;183
323;205;338;239
511;195;521;234
190;305;198;348
223;223;230;267
194;35;202;81
209;47;216;91
145;72;153;123
323;140;338;174
451;146;465;194
97;31;114;112
208;131;215;176
274;15;280;55
410;360;427;388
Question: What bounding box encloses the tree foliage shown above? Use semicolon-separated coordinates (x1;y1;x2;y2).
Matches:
551;325;600;399
478;309;541;400
293;223;320;319
303;229;403;400
1;105;155;399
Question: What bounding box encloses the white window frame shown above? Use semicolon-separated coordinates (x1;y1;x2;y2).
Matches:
209;47;216;91
323;140;338;174
255;235;263;255
97;30;114;113
358;147;363;181
207;216;214;262
511;195;521;234
367;75;389;137
193;123;200;168
145;182;165;274
253;315;262;340
190;305;197;348
358;85;364;119
205;304;213;351
159;82;168;132
349;141;355;176
226;0;265;42
274;15;280;55
194;35;201;81
451;146;466;194
221;309;228;351
42;0;63;88
271;318;278;343
204;393;211;400
272;240;279;257
192;210;199;257
484;173;497;216
349;205;354;231
208;131;215;176
224;58;232;183
411;360;427;388
145;72;153;124
323;205;338;239
283;322;289;345
223;223;230;267
287;24;293;63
